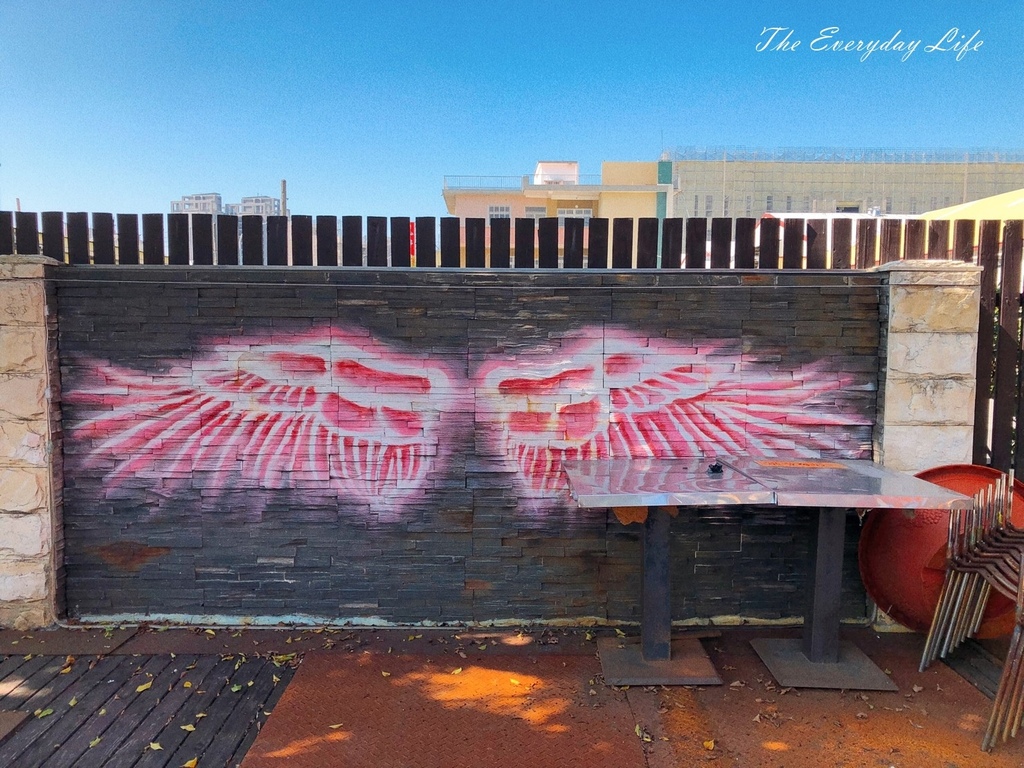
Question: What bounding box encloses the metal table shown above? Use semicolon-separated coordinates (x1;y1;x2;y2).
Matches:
562;456;972;689
562;457;773;686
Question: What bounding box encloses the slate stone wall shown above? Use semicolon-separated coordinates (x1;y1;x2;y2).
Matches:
56;268;880;625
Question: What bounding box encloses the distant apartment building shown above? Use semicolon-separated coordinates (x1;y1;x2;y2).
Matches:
170;193;223;215
444;150;1024;222
225;196;282;217
170;193;284;216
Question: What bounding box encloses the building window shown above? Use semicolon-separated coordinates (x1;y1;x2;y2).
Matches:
525;206;547;220
488;205;511;219
694;195;700;216
723;196;730;217
704;195;713;217
745;196;752;216
785;196;793;212
884;197;893;214
910;197;918;215
766;195;774;212
556;207;592;224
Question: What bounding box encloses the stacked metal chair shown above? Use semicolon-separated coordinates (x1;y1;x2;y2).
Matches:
919;472;1024;751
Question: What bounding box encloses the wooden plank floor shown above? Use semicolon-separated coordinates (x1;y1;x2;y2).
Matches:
0;653;294;767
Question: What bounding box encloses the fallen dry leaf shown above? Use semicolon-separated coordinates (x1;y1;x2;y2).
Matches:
451;667;463;675
136;680;153;693
89;737;101;748
381;671;391;677
329;723;344;729
149;742;163;751
703;739;716;750
182;759;198;768
181;724;196;732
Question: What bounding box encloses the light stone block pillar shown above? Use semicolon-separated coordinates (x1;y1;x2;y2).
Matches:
870;261;981;632
0;255;63;629
873;261;982;473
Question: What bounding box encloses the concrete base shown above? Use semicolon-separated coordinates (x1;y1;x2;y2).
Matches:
598;636;723;686
751;637;898;691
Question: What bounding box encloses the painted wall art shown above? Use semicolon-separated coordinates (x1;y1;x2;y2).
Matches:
66;323;870;518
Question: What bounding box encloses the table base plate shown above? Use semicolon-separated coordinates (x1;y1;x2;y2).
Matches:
598;636;723;686
751;638;898;690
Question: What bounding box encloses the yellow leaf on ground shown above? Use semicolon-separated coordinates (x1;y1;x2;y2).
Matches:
329;723;344;729
381;671;391;677
136;680;153;693
89;737;101;748
451;668;463;675
182;759;198;768
68;697;78;707
509;678;521;686
703;739;716;750
180;724;196;732
149;742;163;751
204;629;216;636
59;665;73;674
183;681;192;688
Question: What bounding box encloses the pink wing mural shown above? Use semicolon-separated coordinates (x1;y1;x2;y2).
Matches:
475;327;870;502
65;327;459;518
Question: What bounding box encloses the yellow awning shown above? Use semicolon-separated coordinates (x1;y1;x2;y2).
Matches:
920;189;1024;221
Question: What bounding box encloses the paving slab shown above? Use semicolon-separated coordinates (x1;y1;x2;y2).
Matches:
241;650;642;768
0;627;137;655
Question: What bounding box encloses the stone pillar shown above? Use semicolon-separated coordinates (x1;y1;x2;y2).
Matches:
873;261;981;472
0;255;62;629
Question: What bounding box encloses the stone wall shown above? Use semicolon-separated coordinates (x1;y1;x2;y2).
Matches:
0;255;62;628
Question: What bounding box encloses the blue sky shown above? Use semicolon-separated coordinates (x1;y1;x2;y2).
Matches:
1;2;1020;217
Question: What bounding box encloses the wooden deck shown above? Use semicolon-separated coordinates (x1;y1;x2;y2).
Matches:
0;652;294;767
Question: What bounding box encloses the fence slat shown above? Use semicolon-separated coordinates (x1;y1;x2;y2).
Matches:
806;219;827;269
855;219;877;269
927;219;949;259
953;219;976;263
191;214;213;265
15;211;39;255
993;220;1023;472
685;217;707;269
637;218;659;268
217;215;239;265
342;216;362;267
0;211;13;254
168;212;189;265
489;218;510;268
367;216;388;267
831;218;852;269
118;214;140;265
267;216;288;265
415;217;436;267
41;212;63;261
612;218;633;269
782;218;803;269
390;217;410;267
242;215;263;265
93;213;115;264
142;213;165;265
758;217;779;269
708;218;730;268
879;219;902;264
904;219;926;261
313;216;337;266
732;218;755;268
973;219;1001;465
464;218;485;268
587;218;608;269
563;218;584;268
661;218;683;269
291;215;313;266
440;217;461;268
514;218;534;268
538;218;559;268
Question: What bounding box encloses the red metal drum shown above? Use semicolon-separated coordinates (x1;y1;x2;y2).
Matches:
857;464;1024;638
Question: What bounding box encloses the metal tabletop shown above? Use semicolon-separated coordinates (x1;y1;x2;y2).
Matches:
562;457;774;508
721;457;972;510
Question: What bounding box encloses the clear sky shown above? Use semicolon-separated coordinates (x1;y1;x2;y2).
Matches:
1;1;1021;218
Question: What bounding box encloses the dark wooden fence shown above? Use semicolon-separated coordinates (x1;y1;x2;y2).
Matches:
2;210;1023;472
0;210;994;269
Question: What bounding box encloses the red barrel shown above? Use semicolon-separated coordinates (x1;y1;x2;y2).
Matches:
858;464;1024;639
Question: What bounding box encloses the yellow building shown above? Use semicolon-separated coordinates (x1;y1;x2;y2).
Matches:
442;160;672;221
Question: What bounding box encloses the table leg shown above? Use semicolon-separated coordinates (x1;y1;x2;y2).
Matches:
641;506;672;661
802;507;846;663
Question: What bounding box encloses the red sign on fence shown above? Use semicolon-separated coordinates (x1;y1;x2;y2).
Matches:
409;221;416;259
